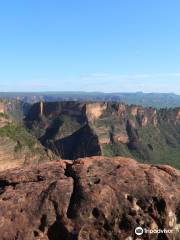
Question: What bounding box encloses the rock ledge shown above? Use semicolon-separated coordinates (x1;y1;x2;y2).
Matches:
0;156;179;240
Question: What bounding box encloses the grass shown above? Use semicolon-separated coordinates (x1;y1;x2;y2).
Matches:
0;123;38;150
102;143;132;158
157;147;180;169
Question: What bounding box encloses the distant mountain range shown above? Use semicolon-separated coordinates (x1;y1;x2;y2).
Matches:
1;91;180;108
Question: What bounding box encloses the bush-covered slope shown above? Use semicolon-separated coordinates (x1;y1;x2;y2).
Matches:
0;112;52;171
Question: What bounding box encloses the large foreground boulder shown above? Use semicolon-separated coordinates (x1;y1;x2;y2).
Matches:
0;157;179;240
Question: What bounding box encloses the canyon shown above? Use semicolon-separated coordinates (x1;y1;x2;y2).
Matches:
0;100;179;239
25;101;180;169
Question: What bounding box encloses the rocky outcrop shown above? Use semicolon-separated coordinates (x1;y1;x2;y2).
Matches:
113;133;129;144
0;101;5;114
25;102;180;168
0;113;11;128
25;101;86;122
0;99;31;122
85;103;107;122
0;157;179;240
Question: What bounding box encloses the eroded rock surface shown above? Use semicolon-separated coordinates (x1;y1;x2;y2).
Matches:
0;157;179;240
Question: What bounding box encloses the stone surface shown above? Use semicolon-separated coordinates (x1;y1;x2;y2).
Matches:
0;101;5;114
0;156;179;240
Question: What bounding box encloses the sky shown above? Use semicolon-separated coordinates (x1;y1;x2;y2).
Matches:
0;0;180;93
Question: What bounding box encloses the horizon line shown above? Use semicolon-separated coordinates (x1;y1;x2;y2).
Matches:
0;91;179;95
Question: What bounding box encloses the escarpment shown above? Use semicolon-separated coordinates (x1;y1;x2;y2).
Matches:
0;101;5;114
0;157;179;240
25;101;180;168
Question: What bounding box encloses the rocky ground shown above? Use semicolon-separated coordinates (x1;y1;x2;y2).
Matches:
0;156;179;240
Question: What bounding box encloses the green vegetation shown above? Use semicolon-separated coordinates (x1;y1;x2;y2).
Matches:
101;122;180;169
0;112;8;119
0;124;36;147
102;143;132;158
60;115;81;136
157;147;180;169
136;147;180;169
0;123;45;155
136;123;180;169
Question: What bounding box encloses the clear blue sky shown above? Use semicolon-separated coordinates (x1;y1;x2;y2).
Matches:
0;0;180;93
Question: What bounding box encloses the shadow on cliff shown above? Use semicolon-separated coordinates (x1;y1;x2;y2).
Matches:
43;124;102;160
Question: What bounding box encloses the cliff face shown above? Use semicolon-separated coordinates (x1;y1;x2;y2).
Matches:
0;101;5;114
0;99;31;122
25;102;180;168
0;157;179;240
